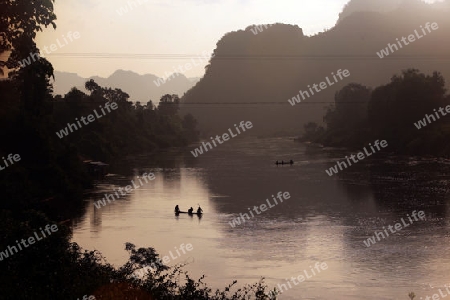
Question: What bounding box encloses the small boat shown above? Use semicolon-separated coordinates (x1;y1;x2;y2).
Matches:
175;211;203;216
275;160;294;165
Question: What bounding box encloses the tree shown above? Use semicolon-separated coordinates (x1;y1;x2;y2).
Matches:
182;113;199;143
0;0;57;74
301;121;324;141
146;100;155;110
85;79;131;106
304;122;318;135
368;82;396;132
85;79;102;94
0;0;57;116
65;87;88;103
323;83;371;131
158;94;180;116
369;69;447;133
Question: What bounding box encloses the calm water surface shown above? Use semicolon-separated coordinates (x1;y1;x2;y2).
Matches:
72;138;450;299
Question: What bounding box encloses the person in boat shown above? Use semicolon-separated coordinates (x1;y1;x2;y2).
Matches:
281;160;284;165
197;206;203;214
174;205;180;213
290;160;294;165
188;207;194;214
275;160;279;165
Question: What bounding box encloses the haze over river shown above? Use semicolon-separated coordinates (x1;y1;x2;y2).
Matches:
72;137;450;299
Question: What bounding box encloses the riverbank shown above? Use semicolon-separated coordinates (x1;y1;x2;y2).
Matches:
298;125;450;158
298;69;450;158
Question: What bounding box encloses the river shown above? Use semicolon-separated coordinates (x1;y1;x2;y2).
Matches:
72;137;450;299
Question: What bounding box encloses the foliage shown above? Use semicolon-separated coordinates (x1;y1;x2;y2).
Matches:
158;93;180;116
322;83;371;132
0;0;57;73
304;69;450;156
299;121;325;142
113;243;275;300
52;83;198;161
0;228;275;300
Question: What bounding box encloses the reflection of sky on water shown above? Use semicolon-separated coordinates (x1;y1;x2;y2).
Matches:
73;138;450;299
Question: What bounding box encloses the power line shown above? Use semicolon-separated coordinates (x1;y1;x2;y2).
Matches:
49;100;448;107
170;99;450;107
181;102;362;104
17;53;450;61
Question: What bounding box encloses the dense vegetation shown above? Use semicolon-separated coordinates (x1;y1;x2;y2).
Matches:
0;65;198;209
0;1;274;299
53;81;198;161
301;69;450;156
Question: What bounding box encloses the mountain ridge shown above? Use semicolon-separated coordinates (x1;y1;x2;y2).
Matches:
181;0;450;136
52;69;200;103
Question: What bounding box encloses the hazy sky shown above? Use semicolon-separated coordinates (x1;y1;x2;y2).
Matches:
36;0;441;79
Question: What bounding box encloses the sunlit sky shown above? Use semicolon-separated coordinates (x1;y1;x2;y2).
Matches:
35;0;442;79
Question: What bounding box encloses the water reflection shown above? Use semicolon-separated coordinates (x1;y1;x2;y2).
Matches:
72;138;450;299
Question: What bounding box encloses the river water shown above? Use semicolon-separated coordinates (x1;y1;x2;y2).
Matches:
72;137;450;299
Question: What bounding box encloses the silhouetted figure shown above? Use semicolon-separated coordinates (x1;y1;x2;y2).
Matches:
197;206;203;214
281;160;284;165
174;205;180;213
290;160;294;165
275;160;279;165
188;207;194;214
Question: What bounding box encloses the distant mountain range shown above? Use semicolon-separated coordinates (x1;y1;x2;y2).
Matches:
181;0;450;136
52;70;200;103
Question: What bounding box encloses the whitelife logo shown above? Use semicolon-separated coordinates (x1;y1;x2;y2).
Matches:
376;22;439;59
288;69;350;106
131;243;193;279
0;153;21;172
153;51;214;87
116;0;149;16
94;173;156;209
76;296;95;300
363;210;426;247
0;224;59;261
228;191;290;228
325;139;388;176
249;24;273;35
55;102;118;139
190;121;253;157
413;104;450;130
19;31;81;67
269;262;328;299
421;284;450;300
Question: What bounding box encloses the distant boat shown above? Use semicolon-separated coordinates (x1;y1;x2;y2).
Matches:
275;160;294;165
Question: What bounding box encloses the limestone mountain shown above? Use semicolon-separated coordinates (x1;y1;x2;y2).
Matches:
181;0;450;136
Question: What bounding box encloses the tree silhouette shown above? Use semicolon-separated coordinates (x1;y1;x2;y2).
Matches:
369;69;447;134
0;0;56;74
158;94;180;116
